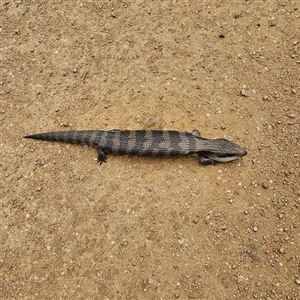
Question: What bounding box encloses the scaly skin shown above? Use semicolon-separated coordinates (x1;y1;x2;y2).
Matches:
25;129;247;165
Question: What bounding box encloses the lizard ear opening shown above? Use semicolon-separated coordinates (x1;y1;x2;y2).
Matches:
192;130;201;138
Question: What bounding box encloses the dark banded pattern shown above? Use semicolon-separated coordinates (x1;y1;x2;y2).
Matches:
93;130;204;157
24;130;98;146
24;129;247;165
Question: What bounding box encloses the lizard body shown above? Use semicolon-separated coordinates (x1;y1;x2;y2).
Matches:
24;129;247;165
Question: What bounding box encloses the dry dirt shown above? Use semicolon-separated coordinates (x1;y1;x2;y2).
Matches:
1;1;299;299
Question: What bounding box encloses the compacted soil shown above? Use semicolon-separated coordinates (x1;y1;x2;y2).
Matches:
1;1;299;299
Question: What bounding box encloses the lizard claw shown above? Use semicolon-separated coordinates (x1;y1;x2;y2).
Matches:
97;148;107;165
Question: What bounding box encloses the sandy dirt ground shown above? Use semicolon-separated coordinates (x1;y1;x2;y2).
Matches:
1;1;299;299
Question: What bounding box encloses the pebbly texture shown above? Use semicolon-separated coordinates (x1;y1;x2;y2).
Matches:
2;1;299;299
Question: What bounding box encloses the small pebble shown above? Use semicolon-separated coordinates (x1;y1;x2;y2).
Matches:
295;278;300;285
291;89;296;94
253;226;258;232
269;17;277;26
146;117;158;127
241;89;247;97
262;182;269;189
178;238;185;244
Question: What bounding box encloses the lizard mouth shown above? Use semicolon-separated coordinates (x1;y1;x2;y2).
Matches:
206;152;247;163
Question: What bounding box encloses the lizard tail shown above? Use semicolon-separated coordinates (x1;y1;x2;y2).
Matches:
24;130;98;146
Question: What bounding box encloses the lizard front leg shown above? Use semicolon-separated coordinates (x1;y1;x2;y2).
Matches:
96;148;107;165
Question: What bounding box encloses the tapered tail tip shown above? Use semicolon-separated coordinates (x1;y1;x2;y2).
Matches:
24;135;35;139
24;134;42;140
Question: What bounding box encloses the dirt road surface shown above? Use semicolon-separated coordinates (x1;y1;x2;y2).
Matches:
1;1;299;299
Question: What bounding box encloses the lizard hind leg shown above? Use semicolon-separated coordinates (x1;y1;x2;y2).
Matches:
192;130;201;138
96;148;107;165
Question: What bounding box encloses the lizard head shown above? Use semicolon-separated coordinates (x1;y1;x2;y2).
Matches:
198;138;247;164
